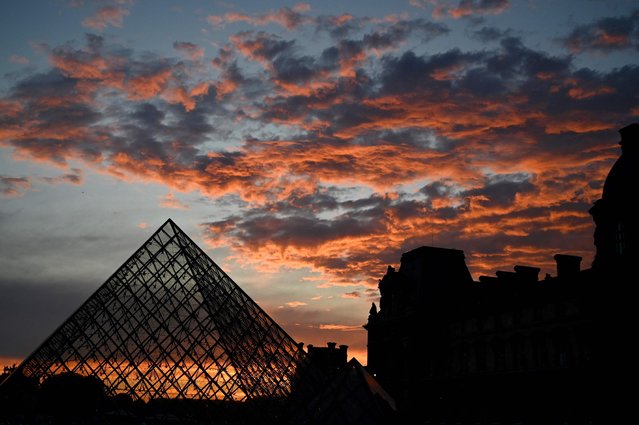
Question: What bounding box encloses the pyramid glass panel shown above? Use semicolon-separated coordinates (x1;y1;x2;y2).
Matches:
10;219;305;402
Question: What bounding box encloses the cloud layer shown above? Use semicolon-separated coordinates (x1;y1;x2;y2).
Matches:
563;10;639;53
1;5;638;298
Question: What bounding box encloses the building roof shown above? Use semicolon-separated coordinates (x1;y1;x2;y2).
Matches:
399;245;473;287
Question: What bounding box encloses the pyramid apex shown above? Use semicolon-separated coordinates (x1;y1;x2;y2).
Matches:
156;218;182;236
161;217;176;227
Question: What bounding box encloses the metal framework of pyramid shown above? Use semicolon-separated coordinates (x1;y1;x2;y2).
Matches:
9;219;306;402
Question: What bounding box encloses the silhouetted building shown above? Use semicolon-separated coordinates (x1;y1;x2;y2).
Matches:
590;122;639;269
365;124;638;424
304;342;349;378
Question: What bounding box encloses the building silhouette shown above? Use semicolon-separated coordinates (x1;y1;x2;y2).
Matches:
365;123;638;423
304;342;349;378
1;219;396;424
590;122;638;268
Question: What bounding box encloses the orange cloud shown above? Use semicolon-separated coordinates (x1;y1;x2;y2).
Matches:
208;5;311;30
160;192;189;210
126;68;172;100
411;0;511;19
596;30;628;47
567;85;615;100
319;324;363;331
161;85;195;111
50;52;122;88
82;6;130;30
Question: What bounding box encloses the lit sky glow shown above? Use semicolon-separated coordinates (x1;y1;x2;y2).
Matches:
1;0;638;367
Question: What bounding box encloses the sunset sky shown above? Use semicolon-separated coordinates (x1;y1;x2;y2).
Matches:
1;0;638;367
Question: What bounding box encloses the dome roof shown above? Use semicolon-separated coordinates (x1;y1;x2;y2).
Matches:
602;123;639;203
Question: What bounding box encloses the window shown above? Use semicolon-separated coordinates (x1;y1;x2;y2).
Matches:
493;339;506;371
460;345;469;374
500;312;513;328
616;222;625;255
532;333;547;369
475;341;487;371
511;335;527;370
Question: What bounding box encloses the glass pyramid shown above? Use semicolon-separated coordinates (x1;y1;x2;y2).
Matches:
10;219;305;402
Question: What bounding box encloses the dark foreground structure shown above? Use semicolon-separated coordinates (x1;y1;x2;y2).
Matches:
365;123;639;423
0;220;395;424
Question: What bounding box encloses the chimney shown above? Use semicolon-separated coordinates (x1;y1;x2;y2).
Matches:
554;254;582;278
327;342;337;350
513;265;540;282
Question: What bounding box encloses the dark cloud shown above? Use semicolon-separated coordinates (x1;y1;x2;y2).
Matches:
11;69;82;102
484;37;571;81
173;41;204;60
362;19;449;50
41;169;84;186
315;14;363;39
464;174;535;207
131;102;165;128
206;205;387;250
388;199;425;221
234;19;448;90
271;189;340;213
232;31;296;62
1;176;31;197
272;53;324;84
562;10;639;53
351;127;455;150
379;49;484;95
421;180;457;199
